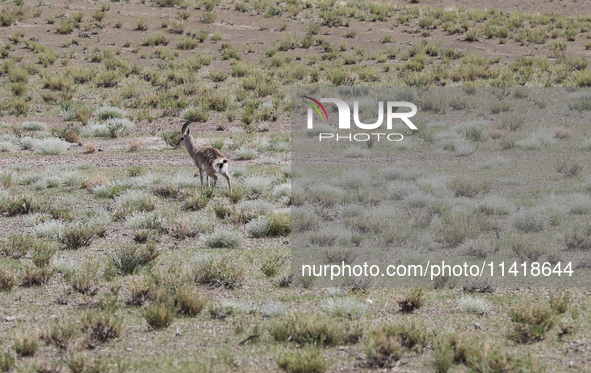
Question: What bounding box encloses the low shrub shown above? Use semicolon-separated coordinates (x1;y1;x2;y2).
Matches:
201;227;243;248
270;312;361;346
564;225;591;250
0;195;40;216
366;322;429;367
173;284;208;317
1;234;41;259
13;332;39;357
451;175;491;197
260;254;286;277
193;255;244;289
21;121;48;131
57;221;96;250
94;105;125;120
34;137;70;155
397;288;425;313
277;349;328;373
145;302;174;329
509;301;555;343
111;242;158;275
322;297;368;318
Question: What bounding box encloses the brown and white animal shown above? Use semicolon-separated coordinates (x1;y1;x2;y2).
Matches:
176;120;231;193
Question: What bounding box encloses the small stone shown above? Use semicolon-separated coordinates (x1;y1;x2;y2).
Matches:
567;361;577;368
474;322;481;329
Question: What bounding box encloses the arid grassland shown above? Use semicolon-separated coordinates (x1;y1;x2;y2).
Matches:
0;0;591;372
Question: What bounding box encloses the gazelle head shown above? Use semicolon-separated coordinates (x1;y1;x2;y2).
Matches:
176;120;195;148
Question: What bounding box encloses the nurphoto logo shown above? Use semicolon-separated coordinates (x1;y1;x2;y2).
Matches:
302;96;418;142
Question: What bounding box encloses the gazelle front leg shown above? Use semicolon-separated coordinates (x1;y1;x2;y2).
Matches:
199;169;204;188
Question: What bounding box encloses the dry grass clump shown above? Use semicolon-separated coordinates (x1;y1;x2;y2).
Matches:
84;174;108;190
509;235;548;261
556;157;585;178
173;284;208;317
168;213;214;240
193;255;244;289
498;113;524;131
270;312;361;346
550;292;570;314
488;128;509;139
0;351;14;372
249;211;291;237
434;335;526;372
511;207;548;233
564;225;591;250
260;254;286;277
127;277;154;307
366;322;429;368
0;234;41;259
65;263;100;295
12;331;39;357
144;302;175;330
397;288;425;313
110;242;159;275
0;265;17;291
509;301;556;343
44;318;82;351
277;349;328;373
458;295;491;314
436;211;481;246
463;276;496;294
57;221;97;250
555;129;574;139
183;194;210;211
21;265;54;286
460;237;498;258
82;312;123;348
0;194;40;216
113;190;157;219
450;175;491;197
128;139;144;152
67;354;108;372
201;227;243;248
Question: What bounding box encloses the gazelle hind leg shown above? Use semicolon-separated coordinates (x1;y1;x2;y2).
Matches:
222;172;231;194
199;169;204;188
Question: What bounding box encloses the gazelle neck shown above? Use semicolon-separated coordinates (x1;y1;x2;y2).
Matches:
184;134;198;154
